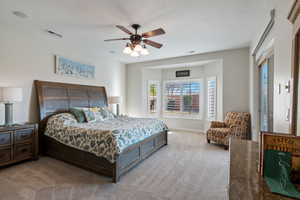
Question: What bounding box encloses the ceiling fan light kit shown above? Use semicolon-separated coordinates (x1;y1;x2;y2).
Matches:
140;45;149;55
123;43;133;54
105;24;165;57
133;44;143;52
130;51;139;57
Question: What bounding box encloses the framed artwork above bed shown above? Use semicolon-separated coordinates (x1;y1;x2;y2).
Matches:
55;55;95;79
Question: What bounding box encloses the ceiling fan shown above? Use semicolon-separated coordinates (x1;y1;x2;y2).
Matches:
104;24;165;57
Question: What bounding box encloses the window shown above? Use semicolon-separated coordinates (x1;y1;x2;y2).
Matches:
148;81;160;114
207;77;217;121
163;79;203;119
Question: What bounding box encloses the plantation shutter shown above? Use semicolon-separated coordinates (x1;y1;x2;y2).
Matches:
207;77;217;121
163;79;202;119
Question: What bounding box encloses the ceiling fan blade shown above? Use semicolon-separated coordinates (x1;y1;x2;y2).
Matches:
143;39;163;48
116;25;133;35
142;28;165;38
104;38;129;42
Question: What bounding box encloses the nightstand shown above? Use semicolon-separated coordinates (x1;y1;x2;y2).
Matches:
0;123;39;167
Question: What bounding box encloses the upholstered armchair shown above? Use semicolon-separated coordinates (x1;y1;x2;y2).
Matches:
206;112;251;149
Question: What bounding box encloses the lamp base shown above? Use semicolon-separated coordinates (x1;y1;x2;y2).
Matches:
116;104;120;116
4;103;14;126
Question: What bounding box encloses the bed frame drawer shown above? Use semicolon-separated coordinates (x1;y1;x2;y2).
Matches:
117;131;168;178
141;139;155;159
119;147;140;170
156;133;167;147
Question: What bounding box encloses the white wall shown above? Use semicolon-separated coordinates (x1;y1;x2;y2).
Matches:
0;25;126;124
249;0;294;140
127;47;249;132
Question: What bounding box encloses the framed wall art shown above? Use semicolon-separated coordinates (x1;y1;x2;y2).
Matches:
55;56;95;79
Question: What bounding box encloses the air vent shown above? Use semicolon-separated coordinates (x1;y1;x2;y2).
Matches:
12;11;28;19
46;30;63;38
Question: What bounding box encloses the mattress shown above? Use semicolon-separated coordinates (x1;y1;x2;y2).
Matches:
44;113;168;163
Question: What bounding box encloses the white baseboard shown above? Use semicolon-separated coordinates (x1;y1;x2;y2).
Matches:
169;128;205;134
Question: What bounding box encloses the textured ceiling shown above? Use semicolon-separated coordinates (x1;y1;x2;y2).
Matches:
0;0;273;63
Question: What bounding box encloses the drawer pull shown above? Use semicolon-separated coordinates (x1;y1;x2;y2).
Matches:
21;148;28;153
20;134;29;138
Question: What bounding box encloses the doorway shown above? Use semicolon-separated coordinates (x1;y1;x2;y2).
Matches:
259;55;274;132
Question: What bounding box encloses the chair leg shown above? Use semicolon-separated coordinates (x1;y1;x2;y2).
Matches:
207;139;211;144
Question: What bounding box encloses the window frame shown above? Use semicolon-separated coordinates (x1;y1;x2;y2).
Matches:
162;79;204;120
207;76;217;121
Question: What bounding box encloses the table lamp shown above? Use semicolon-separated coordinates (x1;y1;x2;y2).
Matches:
108;96;122;116
0;87;23;126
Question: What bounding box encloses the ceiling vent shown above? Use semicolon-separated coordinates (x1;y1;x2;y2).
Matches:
46;30;63;38
12;11;28;19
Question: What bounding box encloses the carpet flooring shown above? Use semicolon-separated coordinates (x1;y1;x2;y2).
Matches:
0;131;229;200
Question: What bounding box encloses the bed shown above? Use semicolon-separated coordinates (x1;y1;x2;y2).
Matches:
35;80;168;183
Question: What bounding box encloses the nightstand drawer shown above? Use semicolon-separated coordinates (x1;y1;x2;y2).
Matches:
14;144;33;160
0;148;11;163
15;129;34;143
0;132;12;146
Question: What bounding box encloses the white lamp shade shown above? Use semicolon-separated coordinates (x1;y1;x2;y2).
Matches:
108;96;122;104
0;87;23;103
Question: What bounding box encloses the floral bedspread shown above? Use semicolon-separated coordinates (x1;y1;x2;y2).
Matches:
45;113;168;163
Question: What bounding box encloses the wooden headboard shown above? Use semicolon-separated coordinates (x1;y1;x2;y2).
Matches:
35;80;108;121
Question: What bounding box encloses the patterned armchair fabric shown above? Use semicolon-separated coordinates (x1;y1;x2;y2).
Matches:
207;112;250;148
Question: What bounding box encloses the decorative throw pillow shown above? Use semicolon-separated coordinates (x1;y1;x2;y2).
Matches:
89;107;104;121
100;107;116;120
89;107;101;112
81;108;96;122
70;108;86;123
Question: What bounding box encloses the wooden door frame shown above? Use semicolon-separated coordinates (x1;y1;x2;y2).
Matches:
291;32;299;135
289;0;300;135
